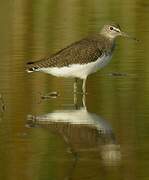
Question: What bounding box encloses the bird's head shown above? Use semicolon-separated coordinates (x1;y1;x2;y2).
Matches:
100;23;138;41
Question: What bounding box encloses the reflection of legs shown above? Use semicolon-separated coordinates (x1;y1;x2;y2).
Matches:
73;91;87;109
74;92;87;109
73;77;87;109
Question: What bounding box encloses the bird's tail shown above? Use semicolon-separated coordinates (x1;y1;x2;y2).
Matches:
25;61;39;73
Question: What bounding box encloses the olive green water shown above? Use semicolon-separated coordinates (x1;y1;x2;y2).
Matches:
0;0;149;180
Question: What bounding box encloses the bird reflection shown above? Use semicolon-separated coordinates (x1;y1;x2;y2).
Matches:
27;94;121;179
27;96;121;160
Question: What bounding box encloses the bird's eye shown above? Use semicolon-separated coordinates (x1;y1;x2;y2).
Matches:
110;27;114;30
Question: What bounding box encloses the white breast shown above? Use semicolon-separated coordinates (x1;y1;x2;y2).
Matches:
39;55;112;79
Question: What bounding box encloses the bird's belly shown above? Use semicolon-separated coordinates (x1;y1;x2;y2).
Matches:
40;55;111;79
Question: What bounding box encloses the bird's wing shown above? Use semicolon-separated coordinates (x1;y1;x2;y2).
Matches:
26;38;103;71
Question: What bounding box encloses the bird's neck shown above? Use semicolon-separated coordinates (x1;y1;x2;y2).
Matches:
99;31;116;42
95;34;116;54
101;34;115;48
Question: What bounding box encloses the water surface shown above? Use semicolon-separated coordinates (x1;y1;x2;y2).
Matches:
0;0;149;180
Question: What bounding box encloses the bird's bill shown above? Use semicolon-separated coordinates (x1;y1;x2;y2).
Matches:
120;31;139;42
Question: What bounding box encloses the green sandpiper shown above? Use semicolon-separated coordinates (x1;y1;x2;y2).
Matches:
26;23;137;93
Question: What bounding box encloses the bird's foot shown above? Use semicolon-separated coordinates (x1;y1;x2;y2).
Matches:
40;91;60;100
73;91;87;95
82;91;88;95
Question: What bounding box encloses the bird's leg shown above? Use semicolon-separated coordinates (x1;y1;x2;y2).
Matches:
82;94;87;109
82;78;87;94
73;92;79;109
73;78;78;94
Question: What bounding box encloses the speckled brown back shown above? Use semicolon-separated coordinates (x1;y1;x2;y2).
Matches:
26;34;115;72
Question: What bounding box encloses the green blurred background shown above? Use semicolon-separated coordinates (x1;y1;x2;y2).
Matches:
0;0;149;180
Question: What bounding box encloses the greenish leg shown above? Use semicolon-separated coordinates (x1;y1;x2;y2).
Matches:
73;78;78;93
82;78;87;94
82;94;87;109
